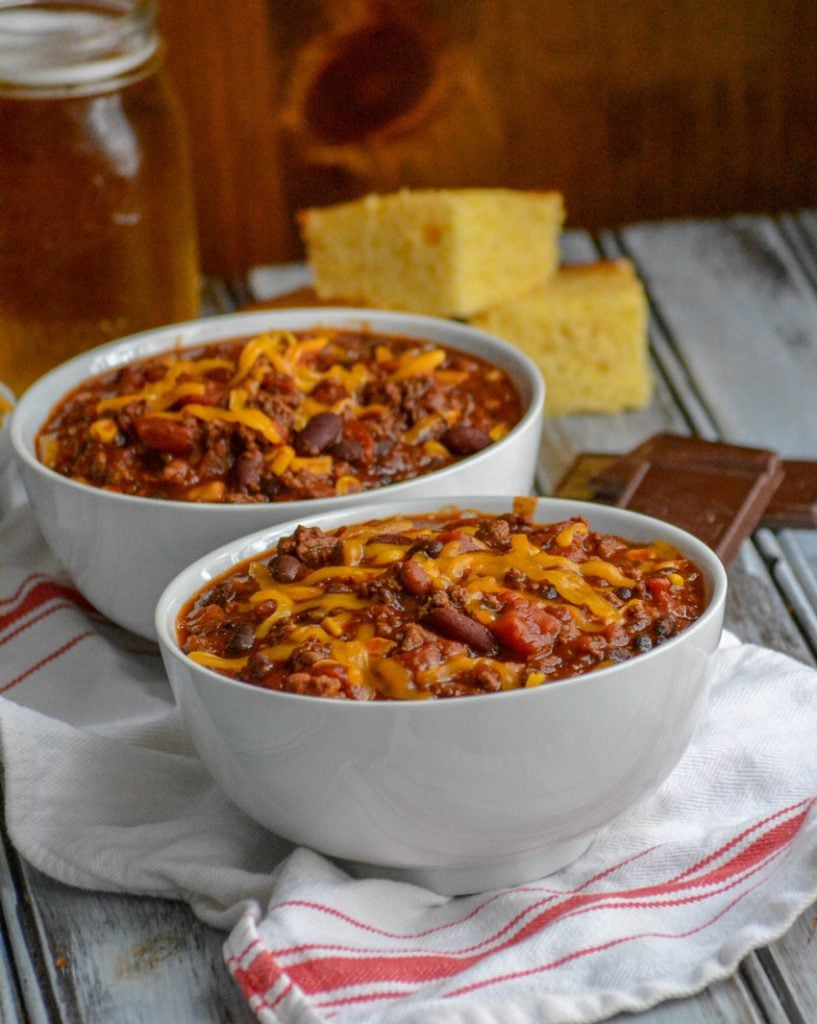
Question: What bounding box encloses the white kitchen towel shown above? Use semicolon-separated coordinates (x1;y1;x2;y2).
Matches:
2;500;817;1023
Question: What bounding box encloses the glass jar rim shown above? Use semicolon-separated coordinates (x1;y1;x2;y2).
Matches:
0;0;159;88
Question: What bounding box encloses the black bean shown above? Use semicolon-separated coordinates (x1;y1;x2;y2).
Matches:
270;553;304;583
407;538;444;558
632;635;653;652
263;476;283;499
441;425;493;456
201;582;231;608
609;649;631;662
294;412;342;456
616;586;633;600
225;622;256;654
421;606;496;654
655;616;676;638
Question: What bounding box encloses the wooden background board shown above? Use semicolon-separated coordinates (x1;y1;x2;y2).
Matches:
158;0;817;275
3;211;817;1020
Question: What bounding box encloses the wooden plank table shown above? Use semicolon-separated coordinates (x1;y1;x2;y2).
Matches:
2;210;817;1022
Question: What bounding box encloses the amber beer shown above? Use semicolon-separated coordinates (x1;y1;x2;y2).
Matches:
0;1;200;395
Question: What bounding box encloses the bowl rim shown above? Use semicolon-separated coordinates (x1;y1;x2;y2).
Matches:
9;307;545;513
155;493;729;713
0;381;14;422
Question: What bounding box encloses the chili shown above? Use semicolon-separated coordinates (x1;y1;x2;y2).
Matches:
177;500;707;700
36;328;523;503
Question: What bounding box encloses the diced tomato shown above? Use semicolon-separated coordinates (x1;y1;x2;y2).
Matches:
340;419;376;466
489;598;561;657
645;576;671;612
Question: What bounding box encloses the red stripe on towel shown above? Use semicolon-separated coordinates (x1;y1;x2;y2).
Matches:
0;631;95;693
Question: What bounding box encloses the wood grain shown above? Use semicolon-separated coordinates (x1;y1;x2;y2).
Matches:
160;0;817;274
158;0;292;277
18;863;257;1024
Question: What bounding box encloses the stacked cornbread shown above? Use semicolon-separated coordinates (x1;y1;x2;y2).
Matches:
471;260;650;416
299;188;652;416
299;188;565;318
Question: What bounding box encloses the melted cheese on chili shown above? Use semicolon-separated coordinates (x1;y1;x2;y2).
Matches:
35;329;522;504
177;501;707;701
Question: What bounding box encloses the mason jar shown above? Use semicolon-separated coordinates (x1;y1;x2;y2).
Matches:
0;0;200;394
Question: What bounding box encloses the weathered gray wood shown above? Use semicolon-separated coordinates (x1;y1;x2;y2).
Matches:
755;531;817;656
611;982;768;1024
17;863;256;1024
612;214;817;457
607;212;817;628
1;831;51;1024
0;940;26;1024
737;957;796;1024
776;211;817;296
757;912;817;1024
757;210;817;662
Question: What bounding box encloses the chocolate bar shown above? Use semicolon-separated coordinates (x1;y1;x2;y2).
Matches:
552;432;806;566
589;433;780;500
761;460;817;529
554;435;817;553
613;458;784;565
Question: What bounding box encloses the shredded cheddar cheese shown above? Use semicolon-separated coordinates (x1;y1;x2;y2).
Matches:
181;404;282;444
185;481;226;502
556;520;590;547
391;348;447;381
38;328;523;507
89;418;119;443
423;439;449;458
177;506;706;702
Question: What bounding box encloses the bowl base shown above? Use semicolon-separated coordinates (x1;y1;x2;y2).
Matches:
341;834;594;896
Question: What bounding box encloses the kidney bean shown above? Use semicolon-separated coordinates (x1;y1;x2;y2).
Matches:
441;425;493;456
421;606;496;654
294;411;342;456
371;532;413;545
270;553;304;583
234;448;264;491
331;438;362;463
399;558;433;596
134;416;196;456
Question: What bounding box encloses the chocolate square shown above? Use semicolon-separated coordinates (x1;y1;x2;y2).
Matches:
615;458;784;565
761;460;817;529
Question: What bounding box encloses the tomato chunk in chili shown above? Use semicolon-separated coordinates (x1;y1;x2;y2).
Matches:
177;502;708;700
35;328;522;503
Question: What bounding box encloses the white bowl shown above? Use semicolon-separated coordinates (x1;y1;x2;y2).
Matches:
0;381;22;516
10;309;544;639
156;495;727;896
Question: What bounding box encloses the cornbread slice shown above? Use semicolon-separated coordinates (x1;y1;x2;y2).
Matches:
298;188;565;317
470;260;651;417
